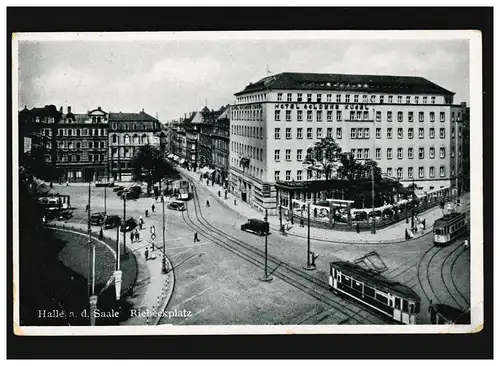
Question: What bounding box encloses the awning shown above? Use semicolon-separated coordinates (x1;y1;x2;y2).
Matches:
200;167;209;174
179;158;186;165
167;154;174;159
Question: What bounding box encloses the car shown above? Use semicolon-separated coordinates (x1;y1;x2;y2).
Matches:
129;186;143;193
113;185;125;192
124;190;140;200
117;189;126;196
120;217;137;232
240;218;269;236
167;201;186;211
104;215;122;229
89;212;106;226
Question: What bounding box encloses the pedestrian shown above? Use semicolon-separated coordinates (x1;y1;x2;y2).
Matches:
99;228;104;240
150;245;157;259
290;216;294;225
422;219;426;230
152;203;155;213
135;229;140;242
42;215;46;224
145;209;149;218
300;218;304;228
206;200;210;207
218;190;221;197
194;232;200;242
405;228;409;240
225;190;228;199
66;181;69;186
145;247;149;261
130;231;134;243
463;239;469;250
50;182;53;188
212;180;214;187
85;204;89;212
234;199;237;206
139;216;143;230
356;223;360;234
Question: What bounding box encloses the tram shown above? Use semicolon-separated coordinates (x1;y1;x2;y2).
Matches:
329;261;421;324
433;212;467;246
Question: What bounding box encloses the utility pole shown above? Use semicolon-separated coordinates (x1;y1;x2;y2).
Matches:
303;203;315;270
259;209;273;282
371;166;376;234
123;195;127;255
411;176;415;232
87;181;97;326
161;179;167;274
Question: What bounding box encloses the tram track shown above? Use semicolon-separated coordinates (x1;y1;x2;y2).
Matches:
416;246;442;305
449;249;470;308
176;178;389;325
440;244;468;310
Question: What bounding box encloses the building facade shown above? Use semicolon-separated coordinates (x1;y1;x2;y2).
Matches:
108;110;161;181
229;72;468;214
197;107;215;169
212;106;230;187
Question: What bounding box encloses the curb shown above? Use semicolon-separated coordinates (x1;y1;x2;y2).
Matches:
145;250;175;326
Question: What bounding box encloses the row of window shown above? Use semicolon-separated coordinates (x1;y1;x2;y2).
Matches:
232;125;264;139
111;134;150;145
274;109;453;123
273;165;448;182
54;128;107;137
230;158;264;180
231;109;264;121
231;142;264;161
57;153;105;163
274;93;438;105
57;141;107;149
236;93;268;104
110;122;159;131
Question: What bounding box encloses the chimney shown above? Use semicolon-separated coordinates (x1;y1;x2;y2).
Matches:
98;106;102;111
67;106;72;114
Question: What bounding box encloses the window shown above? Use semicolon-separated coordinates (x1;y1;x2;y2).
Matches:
286;128;292;139
274;149;280;161
431;96;436;104
351;128;356;139
408;111;413;122
297;110;303;121
406;96;411;104
275;128;280;139
440;147;446;158
275;110;281;121
362;111;368;120
112;134;117;143
397;128;403;139
274;171;280;181
429;166;435;178
285;149;291;161
307;128;312;139
408;167;413;178
277;93;283;101
419;166;424;178
419;128;424;139
387;148;393;159
350;111;355;120
358;129;363;138
307;110;313;121
387;167;392;176
371;95;376;103
408;128;414;139
336;128;342;139
316;94;322;103
327;128;332;138
397;148;403;159
307;94;312;102
459;127;462;138
336;111;342;121
440;128;445;139
354;95;359;103
89;141;93;149
440;166;445;177
317;128;322;139
387;128;393;139
316;111;322;121
297;149;303;161
408;147;414;159
375;148;381;159
430;147;435;159
285;110;291;121
440;112;445;122
327;111;333;122
345;95;350;103
357;149;362;159
423;96;428;104
307;170;313;180
336;95;341;103
297;127;303;139
376;111;381;122
376;128;381;139
287;93;292;102
364;128;370;138
285;171;291;181
415;96;419;104
326;94;332;102
419;147;424;159
364;149;370;159
388;96;393;103
430;112;435;122
379;95;384;104
397;167;403;178
297;170;302;181
397;111;403;122
430;128;435;139
89;154;93;162
297;93;303;102
387;111;393;122
76;142;81;149
363;95;368;103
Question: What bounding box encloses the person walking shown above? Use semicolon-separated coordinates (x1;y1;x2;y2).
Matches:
194;232;200;242
300;218;304;228
356;223;360;234
152;203;155;213
145;209;149;218
145;247;149;261
139;216;143;230
130;231;134;243
206;200;210;207
85;204;89;212
405;228;409;240
234;199;237;206
135;229;140;242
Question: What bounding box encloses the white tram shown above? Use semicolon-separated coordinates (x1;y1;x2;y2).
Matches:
433;212;467;246
329;261;421;324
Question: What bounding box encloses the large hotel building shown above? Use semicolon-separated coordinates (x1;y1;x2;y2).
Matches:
229;72;468;214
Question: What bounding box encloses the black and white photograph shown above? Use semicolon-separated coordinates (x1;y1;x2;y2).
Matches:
12;29;483;335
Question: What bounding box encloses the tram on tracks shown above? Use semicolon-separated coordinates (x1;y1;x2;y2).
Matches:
433;212;467;246
329;261;421;324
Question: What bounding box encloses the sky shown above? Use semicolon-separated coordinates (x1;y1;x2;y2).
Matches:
17;36;470;122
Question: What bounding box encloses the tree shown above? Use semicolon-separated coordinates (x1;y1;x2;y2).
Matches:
302;137;343;180
19;143;60;183
130;144;174;193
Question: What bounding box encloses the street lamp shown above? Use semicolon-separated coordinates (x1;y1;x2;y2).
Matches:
371;165;376;234
160;179;167;274
87;181;97;326
303;203;316;271
411;176;415;232
259;209;273;282
122;194;127;256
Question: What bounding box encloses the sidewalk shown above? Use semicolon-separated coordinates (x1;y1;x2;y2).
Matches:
50;221;174;326
177;166;470;244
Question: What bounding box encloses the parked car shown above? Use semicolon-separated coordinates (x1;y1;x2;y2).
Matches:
129;186;143;193
113;185;125;192
89;212;106;226
240;218;269;236
167;201;186;211
120;217;137;232
124;190;140;200
104;215;122;229
117;189;126;196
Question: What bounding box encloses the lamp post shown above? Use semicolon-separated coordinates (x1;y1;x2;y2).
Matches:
87;181;97;326
411;176;415;232
160;179;167;274
122;194;127;256
303;203;316;270
259;209;273;282
371;165;376;234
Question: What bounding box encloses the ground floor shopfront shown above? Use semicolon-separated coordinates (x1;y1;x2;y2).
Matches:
58;164;107;183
